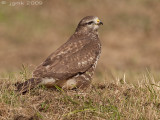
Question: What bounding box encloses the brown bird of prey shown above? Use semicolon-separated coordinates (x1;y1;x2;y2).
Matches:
16;16;103;93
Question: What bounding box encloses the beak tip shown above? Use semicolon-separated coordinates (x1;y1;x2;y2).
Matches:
100;21;103;25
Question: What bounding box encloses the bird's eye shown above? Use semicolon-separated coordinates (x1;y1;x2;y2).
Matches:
87;21;94;25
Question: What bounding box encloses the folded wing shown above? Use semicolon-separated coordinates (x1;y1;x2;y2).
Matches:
33;37;100;80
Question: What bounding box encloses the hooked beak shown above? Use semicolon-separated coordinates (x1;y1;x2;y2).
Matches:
96;19;103;25
99;21;103;25
97;21;103;25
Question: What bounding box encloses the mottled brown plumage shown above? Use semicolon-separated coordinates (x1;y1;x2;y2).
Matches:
16;16;103;93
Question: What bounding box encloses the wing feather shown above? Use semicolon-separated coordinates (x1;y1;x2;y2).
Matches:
33;36;100;80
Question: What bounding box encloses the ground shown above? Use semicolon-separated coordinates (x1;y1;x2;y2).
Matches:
0;68;160;120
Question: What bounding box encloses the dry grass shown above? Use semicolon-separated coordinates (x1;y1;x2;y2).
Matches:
0;67;160;120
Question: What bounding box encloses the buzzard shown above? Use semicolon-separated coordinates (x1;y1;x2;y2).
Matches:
16;16;103;93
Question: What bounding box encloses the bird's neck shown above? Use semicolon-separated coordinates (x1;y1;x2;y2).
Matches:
75;27;98;36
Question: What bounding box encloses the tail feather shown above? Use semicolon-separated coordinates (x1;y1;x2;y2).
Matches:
15;78;42;94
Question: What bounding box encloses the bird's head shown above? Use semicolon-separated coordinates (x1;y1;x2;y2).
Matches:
75;16;103;34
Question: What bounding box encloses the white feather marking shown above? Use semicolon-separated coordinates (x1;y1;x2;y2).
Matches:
82;61;88;65
78;62;81;66
66;79;76;86
88;73;92;77
46;65;50;69
41;78;56;85
81;61;85;65
89;57;93;61
81;74;90;81
62;79;77;89
57;51;67;56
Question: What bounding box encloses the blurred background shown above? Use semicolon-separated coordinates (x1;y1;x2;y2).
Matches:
0;0;160;81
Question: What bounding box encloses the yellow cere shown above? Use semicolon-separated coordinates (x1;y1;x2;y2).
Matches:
97;19;100;23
